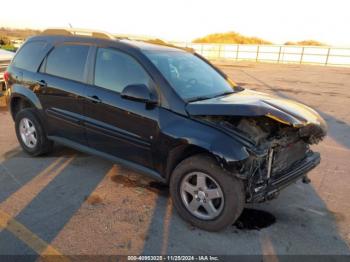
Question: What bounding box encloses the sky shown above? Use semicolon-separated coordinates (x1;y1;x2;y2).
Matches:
1;0;349;46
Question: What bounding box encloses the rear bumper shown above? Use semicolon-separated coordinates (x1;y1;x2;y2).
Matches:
251;151;320;202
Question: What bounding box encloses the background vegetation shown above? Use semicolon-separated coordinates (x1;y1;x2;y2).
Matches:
284;40;326;46
193;31;272;44
0;27;41;51
0;27;41;39
193;31;327;46
0;36;16;51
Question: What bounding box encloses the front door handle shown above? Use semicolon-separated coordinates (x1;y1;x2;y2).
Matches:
88;95;102;103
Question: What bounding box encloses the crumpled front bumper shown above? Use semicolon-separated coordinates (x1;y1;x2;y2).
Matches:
250;151;321;202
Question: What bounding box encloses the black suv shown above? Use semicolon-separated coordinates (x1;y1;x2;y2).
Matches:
4;28;327;231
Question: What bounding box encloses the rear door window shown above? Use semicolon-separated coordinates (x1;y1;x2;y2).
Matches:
45;44;89;82
12;41;48;72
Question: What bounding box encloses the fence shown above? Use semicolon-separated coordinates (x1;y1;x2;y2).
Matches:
171;42;350;67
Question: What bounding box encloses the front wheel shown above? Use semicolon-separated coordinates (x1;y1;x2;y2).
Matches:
170;154;245;231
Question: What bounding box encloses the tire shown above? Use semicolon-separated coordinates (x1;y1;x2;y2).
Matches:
170;154;245;231
15;108;53;156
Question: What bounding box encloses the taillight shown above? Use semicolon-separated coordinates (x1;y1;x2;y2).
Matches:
3;71;9;82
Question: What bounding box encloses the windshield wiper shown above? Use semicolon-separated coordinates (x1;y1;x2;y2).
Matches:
187;95;214;102
187;91;234;102
212;91;235;98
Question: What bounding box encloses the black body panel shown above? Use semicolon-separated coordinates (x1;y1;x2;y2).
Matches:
35;72;88;145
83;84;158;169
186;89;327;130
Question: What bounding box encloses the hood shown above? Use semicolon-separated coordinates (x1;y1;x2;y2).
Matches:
186;89;327;129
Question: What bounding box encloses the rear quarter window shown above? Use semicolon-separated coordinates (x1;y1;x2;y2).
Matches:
12;41;48;72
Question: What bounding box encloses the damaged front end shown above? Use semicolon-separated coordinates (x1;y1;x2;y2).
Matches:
198;115;326;203
187;89;327;202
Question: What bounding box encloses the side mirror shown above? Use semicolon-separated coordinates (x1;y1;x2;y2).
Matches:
121;84;157;104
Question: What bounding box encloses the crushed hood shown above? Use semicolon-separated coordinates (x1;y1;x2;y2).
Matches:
186;89;327;130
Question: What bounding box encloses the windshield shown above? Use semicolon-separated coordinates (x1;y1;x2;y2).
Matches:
144;51;235;101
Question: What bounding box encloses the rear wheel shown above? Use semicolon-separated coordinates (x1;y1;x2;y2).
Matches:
170;154;245;231
15;108;53;156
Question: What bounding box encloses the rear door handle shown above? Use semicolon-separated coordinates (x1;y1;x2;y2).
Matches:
88;95;102;103
35;80;47;87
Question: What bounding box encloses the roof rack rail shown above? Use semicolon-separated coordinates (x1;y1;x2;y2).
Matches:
113;33;156;41
41;28;165;43
41;28;115;40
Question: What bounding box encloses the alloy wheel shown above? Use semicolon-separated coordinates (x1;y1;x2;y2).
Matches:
180;171;224;220
19;118;37;148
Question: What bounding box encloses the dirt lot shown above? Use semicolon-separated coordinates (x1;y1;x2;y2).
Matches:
0;62;349;257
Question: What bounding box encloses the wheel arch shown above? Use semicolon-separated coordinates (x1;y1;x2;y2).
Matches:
164;140;249;183
165;144;208;182
10;85;43;120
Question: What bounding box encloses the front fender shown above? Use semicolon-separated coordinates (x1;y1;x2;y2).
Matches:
210;134;249;164
157;109;250;177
